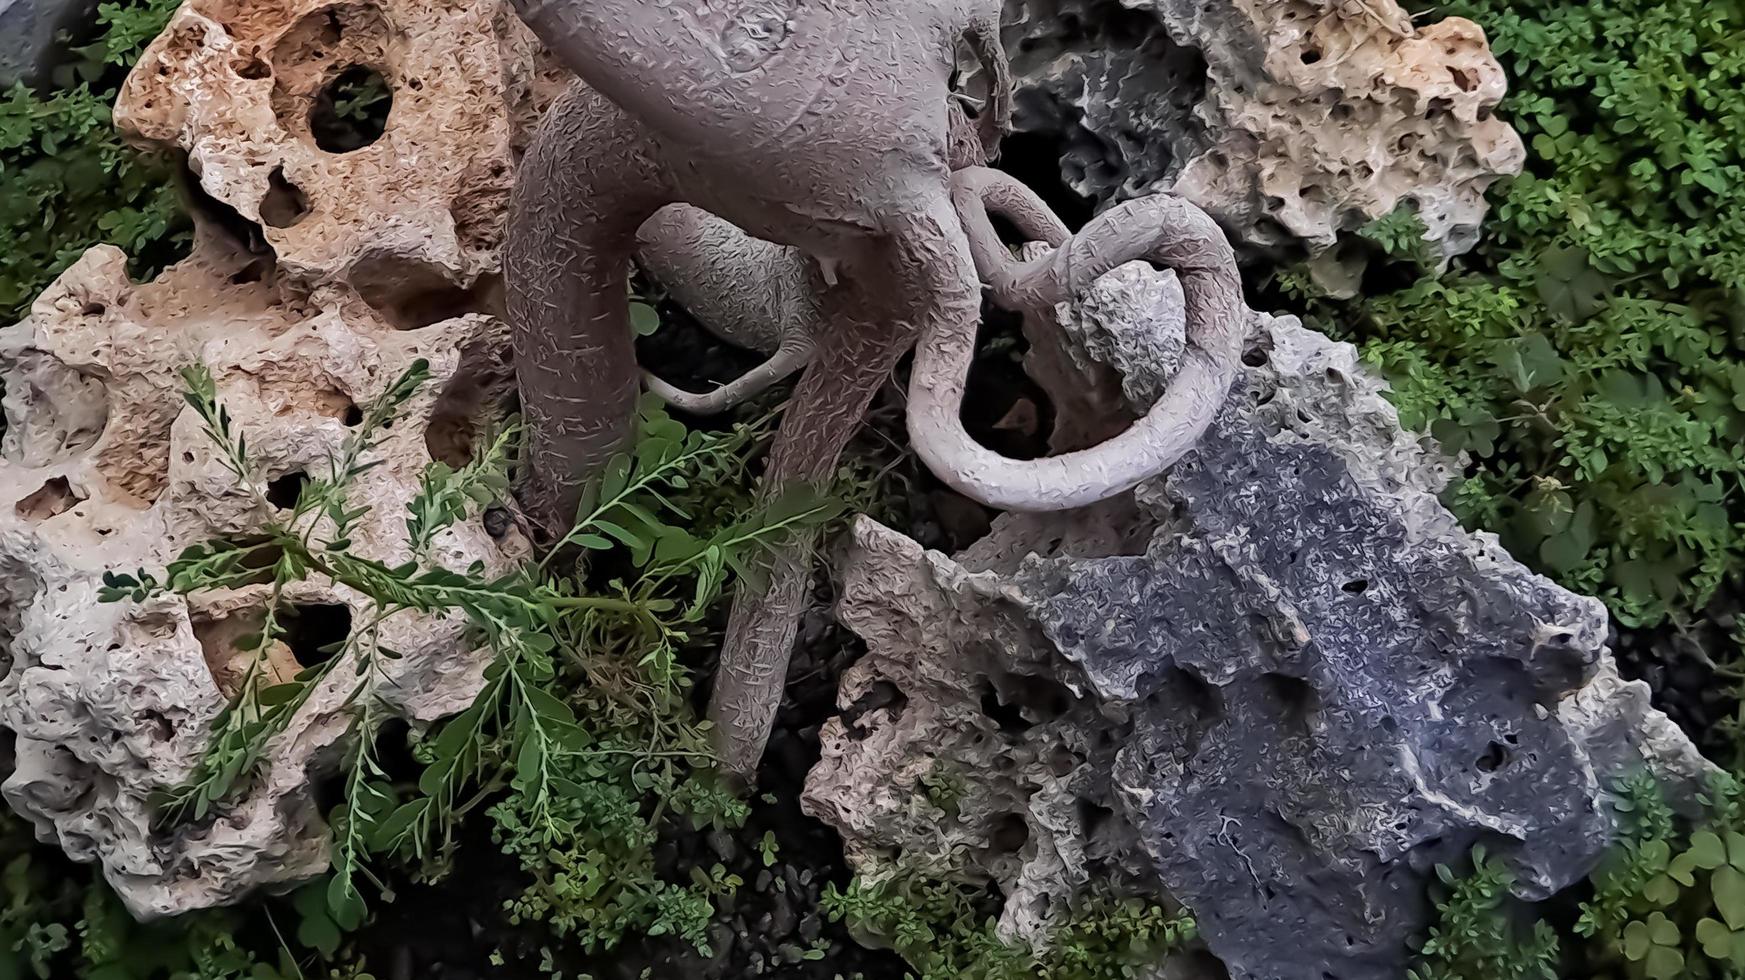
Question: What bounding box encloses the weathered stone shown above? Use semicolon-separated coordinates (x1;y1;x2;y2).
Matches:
989;0;1525;275
805;307;1707;979
0;219;530;917
0;0;95;88
114;0;566;310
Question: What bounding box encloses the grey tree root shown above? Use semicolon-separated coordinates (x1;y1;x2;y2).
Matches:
635;206;822;414
503;0;1246;780
630;104;991;418
908;167;1250;511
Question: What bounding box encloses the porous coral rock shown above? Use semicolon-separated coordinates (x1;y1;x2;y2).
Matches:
115;0;565;315
805;306;1707;979
993;0;1525;273
0;221;529;917
0;0;549;915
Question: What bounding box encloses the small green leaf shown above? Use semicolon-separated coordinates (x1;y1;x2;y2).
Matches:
1715;865;1745;931
1648;910;1681;946
629;302;662;336
1697;918;1735;960
1622;919;1651;961
1645;945;1685;980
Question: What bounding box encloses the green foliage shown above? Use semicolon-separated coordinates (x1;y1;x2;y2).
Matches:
821;871;1194;980
0;0;189;323
1284;0;1745;625
0;809;355;980
919;762;969;818
1414;772;1745;980
1571;773;1745;979
101;361;837;963
1409;846;1560;980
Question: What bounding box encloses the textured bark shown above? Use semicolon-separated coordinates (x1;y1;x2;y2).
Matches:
504;0;1247;776
631;103;991;418
504;83;672;530
704;263;942;774
911;169;1248;511
504;0;1008;775
636;206;822;413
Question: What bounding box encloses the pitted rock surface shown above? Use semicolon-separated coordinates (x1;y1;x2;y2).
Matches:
115;0;567;311
992;0;1526;274
807;314;1708;979
0;231;528;919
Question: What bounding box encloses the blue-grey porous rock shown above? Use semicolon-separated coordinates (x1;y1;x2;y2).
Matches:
0;0;94;88
804;310;1709;980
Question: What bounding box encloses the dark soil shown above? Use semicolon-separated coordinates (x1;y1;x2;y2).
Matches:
1613;590;1743;764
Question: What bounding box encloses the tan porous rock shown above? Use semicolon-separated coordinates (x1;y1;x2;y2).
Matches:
115;0;565;318
0;221;530;918
997;0;1526;278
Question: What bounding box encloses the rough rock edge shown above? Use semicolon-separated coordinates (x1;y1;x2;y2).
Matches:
993;0;1526;275
806;309;1708;977
0;200;528;918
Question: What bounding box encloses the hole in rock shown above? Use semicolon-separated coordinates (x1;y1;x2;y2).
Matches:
142;710;174;742
1475;740;1508;773
960;310;1055;461
1300;47;1322;64
1015;673;1074;723
1342;579;1368;595
281;603;352;669
1165;666;1223;723
351;251;488;331
229;260;269;285
306;390;361;425
234;56;272;80
1242;345;1270;367
1047;747;1080;777
260;166;311;228
842;680;908;739
177;159;273;258
991;814;1030;853
312;768;348;816
266;471;310;509
311;65;393;153
994;131;1097;229
1077;799;1114;838
483;506;512;539
980;680;1033;734
1263;672;1318;732
15;477;83;521
193;603;295;698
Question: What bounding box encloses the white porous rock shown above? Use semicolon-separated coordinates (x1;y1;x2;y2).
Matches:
992;0;1526;278
115;0;567;312
0;224;530;918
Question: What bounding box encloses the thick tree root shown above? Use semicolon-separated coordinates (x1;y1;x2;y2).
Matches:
705;273;924;780
904;167;1249;512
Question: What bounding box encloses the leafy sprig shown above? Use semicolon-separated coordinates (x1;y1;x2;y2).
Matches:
101;362;837;953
